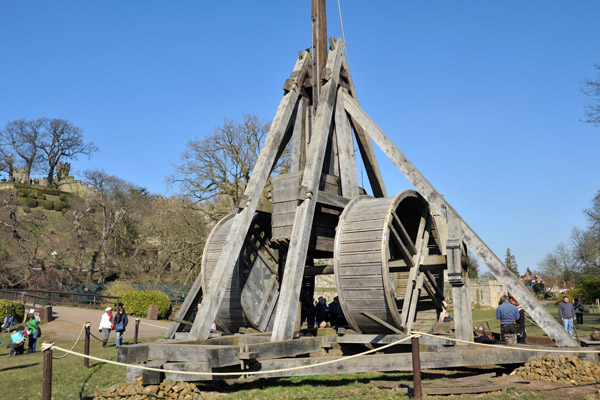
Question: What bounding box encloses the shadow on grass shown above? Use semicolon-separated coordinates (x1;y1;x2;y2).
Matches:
79;361;107;400
192;366;509;395
0;362;39;372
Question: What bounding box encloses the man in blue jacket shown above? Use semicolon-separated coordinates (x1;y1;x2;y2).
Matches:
496;295;519;341
558;296;575;337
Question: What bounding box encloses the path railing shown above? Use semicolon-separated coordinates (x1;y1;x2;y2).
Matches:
0;289;119;309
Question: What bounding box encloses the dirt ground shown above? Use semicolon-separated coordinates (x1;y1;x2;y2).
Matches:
34;305;171;341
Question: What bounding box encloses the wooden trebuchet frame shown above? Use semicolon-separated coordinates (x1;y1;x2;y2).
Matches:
340;89;578;347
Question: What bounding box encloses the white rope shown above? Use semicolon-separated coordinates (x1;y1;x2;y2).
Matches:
41;335;417;376
139;320;169;330
52;323;87;360
411;331;600;354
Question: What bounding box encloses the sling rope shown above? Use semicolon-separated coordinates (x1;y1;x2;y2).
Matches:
41;334;417;376
411;331;599;354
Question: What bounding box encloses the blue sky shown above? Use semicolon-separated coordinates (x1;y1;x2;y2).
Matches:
1;1;599;274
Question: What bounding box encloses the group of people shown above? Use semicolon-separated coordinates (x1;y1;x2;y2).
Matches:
306;296;347;329
98;306;129;348
5;310;42;356
495;295;526;343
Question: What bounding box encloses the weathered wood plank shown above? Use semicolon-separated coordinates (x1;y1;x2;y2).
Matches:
271;40;345;342
335;87;359;199
341;91;579;348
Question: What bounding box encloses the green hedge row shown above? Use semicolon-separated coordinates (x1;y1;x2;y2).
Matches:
15;183;67;197
0;299;25;324
121;290;172;319
42;199;69;211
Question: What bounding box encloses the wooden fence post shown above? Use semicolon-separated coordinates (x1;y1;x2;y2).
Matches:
134;318;140;344
411;336;422;400
42;342;53;400
84;323;90;368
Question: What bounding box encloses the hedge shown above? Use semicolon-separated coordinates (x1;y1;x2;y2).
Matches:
53;200;69;211
0;299;25;324
43;199;54;210
121;290;172;319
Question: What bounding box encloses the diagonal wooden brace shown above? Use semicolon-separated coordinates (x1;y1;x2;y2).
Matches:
341;91;578;347
186;51;311;341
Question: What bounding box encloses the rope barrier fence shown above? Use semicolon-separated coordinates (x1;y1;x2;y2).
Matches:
410;331;600;354
42;335;418;376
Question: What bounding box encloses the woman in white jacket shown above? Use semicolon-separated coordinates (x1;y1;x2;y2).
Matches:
98;307;113;348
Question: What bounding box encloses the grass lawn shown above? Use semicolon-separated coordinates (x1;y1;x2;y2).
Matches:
0;330;154;400
3;307;596;399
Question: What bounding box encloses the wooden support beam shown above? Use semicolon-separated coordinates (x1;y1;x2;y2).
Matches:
187;51;311;341
334;87;359;198
388;255;447;271
341;91;579;347
339;62;387;198
290;97;307;173
271;40;345;342
361;311;403;334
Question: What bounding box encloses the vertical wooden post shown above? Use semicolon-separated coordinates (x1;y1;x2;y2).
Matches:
42;342;53;400
311;0;327;109
134;318;140;344
411;336;422;400
93;296;96;309
84;323;90;368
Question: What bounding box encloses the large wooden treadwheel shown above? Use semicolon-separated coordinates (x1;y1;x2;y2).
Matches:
334;190;445;334
201;212;279;333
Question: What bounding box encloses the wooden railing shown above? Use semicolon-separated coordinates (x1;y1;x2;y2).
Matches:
0;289;119;309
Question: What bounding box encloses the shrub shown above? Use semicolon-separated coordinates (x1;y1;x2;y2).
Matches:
16;197;39;208
23;205;31;213
0;299;25;324
121;290;172;319
16;189;27;197
43;199;54;210
104;281;136;298
27;191;37;199
59;193;68;202
53;200;68;211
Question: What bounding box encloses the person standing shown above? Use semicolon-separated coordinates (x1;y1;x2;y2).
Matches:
573;298;584;325
495;295;519;341
98;307;113;348
315;297;329;328
25;313;40;353
558;296;575;337
113;308;129;348
510;298;526;344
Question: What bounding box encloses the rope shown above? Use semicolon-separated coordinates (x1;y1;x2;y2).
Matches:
337;0;346;46
411;331;600;354
139;320;169;330
41;335;417;376
52;323;88;360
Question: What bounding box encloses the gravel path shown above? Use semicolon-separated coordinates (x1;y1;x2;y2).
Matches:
34;305;171;342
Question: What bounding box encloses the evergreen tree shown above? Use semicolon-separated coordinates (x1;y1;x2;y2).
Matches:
505;248;520;276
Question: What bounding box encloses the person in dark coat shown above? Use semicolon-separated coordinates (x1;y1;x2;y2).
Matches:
573;298;584;325
315;297;329;328
510;298;526;344
113;308;129;348
328;297;343;328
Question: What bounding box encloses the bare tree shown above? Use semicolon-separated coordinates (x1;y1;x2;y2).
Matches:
0;119;44;180
40;118;97;187
171;114;289;217
0;144;16;180
582;63;600;126
84;169;136;283
537;242;578;285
